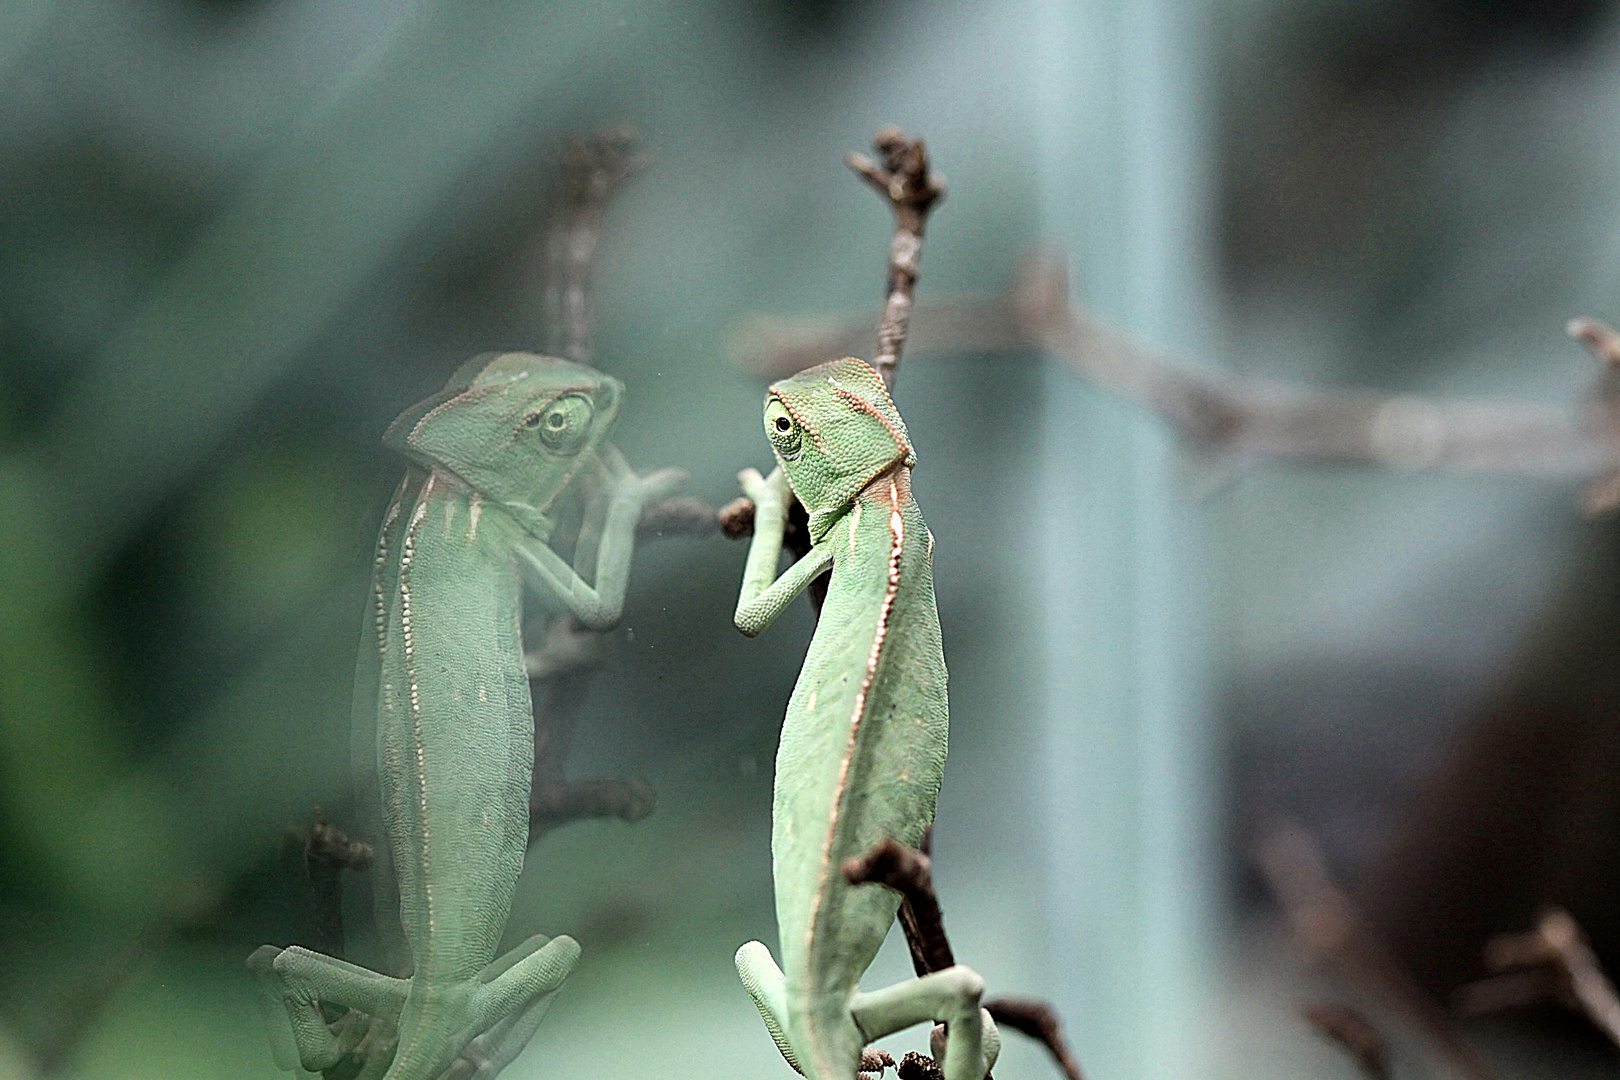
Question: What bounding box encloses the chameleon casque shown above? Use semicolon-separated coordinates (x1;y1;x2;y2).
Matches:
732;358;999;1080
250;352;681;1080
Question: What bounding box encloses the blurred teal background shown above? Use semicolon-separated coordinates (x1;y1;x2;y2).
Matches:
6;1;1620;1078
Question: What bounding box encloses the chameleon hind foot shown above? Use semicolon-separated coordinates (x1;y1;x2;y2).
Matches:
249;934;577;1078
248;945;409;1072
471;932;580;1033
851;967;999;1080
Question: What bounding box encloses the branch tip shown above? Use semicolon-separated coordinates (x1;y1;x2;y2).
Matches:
1302;1002;1390;1080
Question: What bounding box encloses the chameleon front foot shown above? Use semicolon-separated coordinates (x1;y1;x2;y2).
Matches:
851;968;1000;1080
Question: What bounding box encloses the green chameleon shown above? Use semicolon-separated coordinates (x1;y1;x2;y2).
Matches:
732;358;1000;1080
250;352;682;1080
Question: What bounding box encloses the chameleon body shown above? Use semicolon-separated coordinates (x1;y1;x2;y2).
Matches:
250;353;680;1080
732;359;998;1080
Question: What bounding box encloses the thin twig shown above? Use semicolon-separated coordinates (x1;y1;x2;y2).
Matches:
847;127;946;392
1256;820;1498;1080
982;997;1087;1080
1303;1001;1391;1080
1454;907;1620;1051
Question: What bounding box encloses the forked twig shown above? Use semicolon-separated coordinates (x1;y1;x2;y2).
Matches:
1256;820;1497;1080
1453;907;1620;1051
847;127;946;391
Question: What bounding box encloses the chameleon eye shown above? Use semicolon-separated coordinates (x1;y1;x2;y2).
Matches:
764;400;802;460
530;393;594;453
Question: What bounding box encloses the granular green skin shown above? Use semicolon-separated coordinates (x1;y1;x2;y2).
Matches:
250;352;680;1080
733;359;998;1080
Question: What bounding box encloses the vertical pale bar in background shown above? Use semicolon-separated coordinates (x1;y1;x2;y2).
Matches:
1034;0;1218;1076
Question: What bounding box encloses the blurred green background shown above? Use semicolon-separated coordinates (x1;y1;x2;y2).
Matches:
5;0;1620;1078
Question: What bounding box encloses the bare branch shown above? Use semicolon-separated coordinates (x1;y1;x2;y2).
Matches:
1256;821;1498;1080
848;126;946;391
1568;316;1620;367
528;775;655;840
718;496;756;539
1455;907;1620;1051
1302;1002;1391;1080
730;254;1620;510
842;830;1086;1080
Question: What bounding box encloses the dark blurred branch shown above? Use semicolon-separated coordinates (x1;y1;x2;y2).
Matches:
523;129;715;841
304;814;373;959
1303;1002;1391;1080
731;254;1620;512
1256;820;1498;1080
847;127;946;392
843;829;1087;1080
1453;907;1620;1051
544;128;648;362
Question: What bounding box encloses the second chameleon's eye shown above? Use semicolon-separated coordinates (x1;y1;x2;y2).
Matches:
528;393;594;453
774;416;791;433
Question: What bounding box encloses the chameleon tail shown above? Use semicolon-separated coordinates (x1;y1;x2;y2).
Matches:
736;941;804;1073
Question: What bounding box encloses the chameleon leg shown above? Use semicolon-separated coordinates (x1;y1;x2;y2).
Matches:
734;941;803;1073
247;945;409;1072
424;934;574;1080
247;947;303;1070
473;933;581;1032
850;967;994;1080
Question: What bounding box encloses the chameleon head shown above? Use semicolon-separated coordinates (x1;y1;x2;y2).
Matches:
382;352;623;509
764;357;914;528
